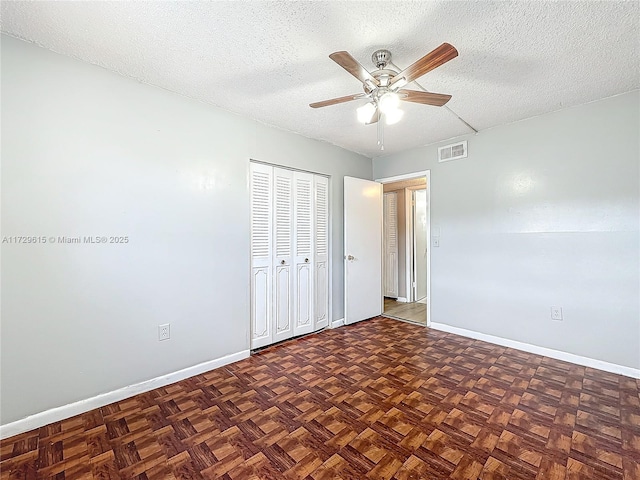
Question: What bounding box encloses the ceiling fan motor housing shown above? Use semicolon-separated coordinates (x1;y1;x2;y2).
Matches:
372;49;392;69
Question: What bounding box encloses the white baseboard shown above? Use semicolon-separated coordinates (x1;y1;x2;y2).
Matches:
396;297;408;303
330;318;345;328
430;322;640;379
0;350;250;440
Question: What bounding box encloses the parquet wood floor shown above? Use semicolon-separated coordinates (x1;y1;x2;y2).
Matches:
2;317;639;479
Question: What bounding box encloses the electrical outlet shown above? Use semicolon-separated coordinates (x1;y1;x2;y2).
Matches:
551;307;563;321
158;323;170;341
432;237;440;247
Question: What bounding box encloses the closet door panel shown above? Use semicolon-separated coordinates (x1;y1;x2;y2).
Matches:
273;168;294;342
314;175;329;329
293;171;314;336
250;163;273;349
383;192;399;298
251;267;270;345
296;263;312;330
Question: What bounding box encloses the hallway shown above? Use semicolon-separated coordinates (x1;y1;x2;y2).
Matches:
384;297;427;325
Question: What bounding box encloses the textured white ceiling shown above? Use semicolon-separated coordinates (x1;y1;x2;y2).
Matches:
1;1;638;157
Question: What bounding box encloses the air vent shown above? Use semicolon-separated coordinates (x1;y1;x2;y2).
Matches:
438;141;468;163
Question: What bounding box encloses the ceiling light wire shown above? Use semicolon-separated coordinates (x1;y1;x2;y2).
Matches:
389;62;479;134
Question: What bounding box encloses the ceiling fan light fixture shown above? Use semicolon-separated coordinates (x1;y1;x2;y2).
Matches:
384;107;404;125
357;102;376;124
378;92;400;114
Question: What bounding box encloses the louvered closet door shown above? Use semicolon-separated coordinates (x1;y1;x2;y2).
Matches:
314;175;329;330
383;192;399;298
273;168;294;343
293;171;315;336
250;163;273;349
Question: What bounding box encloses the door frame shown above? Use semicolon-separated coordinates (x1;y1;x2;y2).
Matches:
375;170;431;327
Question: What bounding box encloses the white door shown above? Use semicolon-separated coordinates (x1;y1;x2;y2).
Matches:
383;192;399;298
293;171;314;336
273;168;294;342
414;189;428;301
344;177;382;324
314;175;329;330
250;163;273;348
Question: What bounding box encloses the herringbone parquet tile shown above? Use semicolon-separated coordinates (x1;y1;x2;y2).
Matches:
1;317;639;479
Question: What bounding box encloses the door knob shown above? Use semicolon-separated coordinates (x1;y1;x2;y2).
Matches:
280;260;285;265
347;254;355;261
305;258;309;263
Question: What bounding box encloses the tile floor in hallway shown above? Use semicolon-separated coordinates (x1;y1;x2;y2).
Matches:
383;298;427;325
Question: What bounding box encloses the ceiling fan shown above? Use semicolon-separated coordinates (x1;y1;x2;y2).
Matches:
310;43;458;128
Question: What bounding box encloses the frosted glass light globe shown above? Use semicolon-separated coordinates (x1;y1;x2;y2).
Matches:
378;92;400;114
357;102;376;123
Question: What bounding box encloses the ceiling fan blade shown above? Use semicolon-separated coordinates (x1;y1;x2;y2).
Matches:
398;89;452;107
329;51;380;87
309;93;366;108
389;43;458;89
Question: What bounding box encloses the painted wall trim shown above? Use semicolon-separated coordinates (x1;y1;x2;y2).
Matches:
375;172;426;183
0;350;250;439
331;318;345;328
430;322;640;379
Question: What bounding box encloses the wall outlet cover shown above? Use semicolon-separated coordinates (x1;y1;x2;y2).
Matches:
158;324;171;341
551;307;563;321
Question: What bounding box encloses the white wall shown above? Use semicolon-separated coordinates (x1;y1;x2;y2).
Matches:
0;36;371;425
374;91;640;370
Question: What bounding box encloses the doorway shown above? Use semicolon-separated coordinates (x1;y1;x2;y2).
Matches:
378;172;430;326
